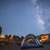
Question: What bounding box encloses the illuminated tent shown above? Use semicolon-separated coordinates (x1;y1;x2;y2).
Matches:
39;34;49;43
21;34;36;46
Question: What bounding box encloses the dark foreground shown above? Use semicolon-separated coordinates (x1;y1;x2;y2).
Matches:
0;48;50;50
0;44;50;50
0;47;50;50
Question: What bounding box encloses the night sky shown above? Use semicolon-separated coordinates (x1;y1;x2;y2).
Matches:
0;0;50;36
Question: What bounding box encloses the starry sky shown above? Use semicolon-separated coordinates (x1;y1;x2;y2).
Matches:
0;0;50;36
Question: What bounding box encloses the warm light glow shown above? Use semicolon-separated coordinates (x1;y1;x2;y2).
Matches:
0;34;5;38
0;34;5;41
40;35;48;42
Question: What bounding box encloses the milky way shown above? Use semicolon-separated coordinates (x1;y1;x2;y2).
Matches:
32;0;50;34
